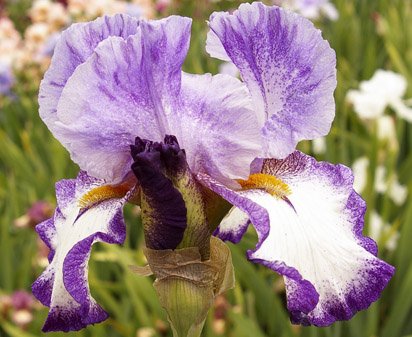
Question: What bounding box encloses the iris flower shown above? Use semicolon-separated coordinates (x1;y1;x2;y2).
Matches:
33;2;394;334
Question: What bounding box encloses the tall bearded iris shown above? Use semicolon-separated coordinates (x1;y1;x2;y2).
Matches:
33;2;394;335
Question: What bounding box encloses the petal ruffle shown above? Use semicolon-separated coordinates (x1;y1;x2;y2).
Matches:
39;14;141;130
214;207;250;243
175;72;262;184
50;16;191;183
32;172;128;332
207;3;336;158
198;152;394;326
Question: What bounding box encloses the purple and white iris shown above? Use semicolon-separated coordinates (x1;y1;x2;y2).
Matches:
33;2;394;332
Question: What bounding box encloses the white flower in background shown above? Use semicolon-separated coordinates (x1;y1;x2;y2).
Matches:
0;17;21;66
389;179;408;206
132;0;156;19
29;0;54;23
312;136;327;154
24;23;50;46
29;0;70;29
374;166;407;206
369;211;399;251
347;69;412;121
376;115;398;150
352;157;408;205
374;166;387;194
47;3;70;30
352;157;369;193
22;22;52;62
68;0;154;20
275;0;339;21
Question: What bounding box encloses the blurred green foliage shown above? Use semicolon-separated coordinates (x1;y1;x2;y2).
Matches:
1;0;412;336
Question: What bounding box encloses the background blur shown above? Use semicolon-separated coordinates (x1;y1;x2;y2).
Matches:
1;0;412;336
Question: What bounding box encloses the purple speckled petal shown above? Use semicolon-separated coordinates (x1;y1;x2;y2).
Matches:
207;3;337;158
39;14;140;130
174;72;262;184
197;151;394;326
45;16;191;183
32;172;128;332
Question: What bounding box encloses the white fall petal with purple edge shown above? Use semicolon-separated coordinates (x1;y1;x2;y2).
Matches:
198;151;394;326
32;172;129;332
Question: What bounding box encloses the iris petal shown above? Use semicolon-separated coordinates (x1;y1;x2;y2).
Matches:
32;172;128;332
51;16;192;183
39;14;141;131
198;151;394;326
207;2;337;158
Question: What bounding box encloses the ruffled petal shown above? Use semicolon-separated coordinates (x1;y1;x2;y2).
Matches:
45;16;191;183
198;152;394;326
207;3;336;158
39;14;141;129
213;206;250;243
32;172;128;332
175;72;262;184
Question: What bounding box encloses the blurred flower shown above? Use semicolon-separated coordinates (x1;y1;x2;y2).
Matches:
374;166;407;206
352;157;369;193
213;295;229;334
29;0;54;22
136;327;156;337
369;211;399;251
275;0;339;21
0;294;12;314
25;22;50;45
352;157;407;205
11;291;35;311
47;3;70;30
312;136;326;155
12;310;33;327
213;319;226;335
387;177;408;206
347;69;412;121
29;0;70;29
156;0;172;13
68;0;154;20
0;291;38;329
0;62;14;96
14;201;54;229
376;115;398;151
0;17;21;65
132;0;155;19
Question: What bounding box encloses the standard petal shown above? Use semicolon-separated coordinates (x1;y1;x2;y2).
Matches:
32;173;128;332
39;14;141;129
207;3;336;158
198;152;394;326
46;16;191;183
174;72;262;185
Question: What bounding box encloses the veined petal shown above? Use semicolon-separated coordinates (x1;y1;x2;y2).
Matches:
198;152;394;326
32;172;128;332
39;14;141;129
175;72;262;184
47;16;191;183
207;3;336;158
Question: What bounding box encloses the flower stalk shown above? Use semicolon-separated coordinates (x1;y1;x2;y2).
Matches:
138;237;234;337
